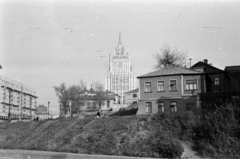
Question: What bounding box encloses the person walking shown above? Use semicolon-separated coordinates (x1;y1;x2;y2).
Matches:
96;111;100;118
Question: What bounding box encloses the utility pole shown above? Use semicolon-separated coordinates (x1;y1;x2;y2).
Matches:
48;101;50;119
8;89;12;121
19;86;23;122
30;97;32;121
69;100;72;116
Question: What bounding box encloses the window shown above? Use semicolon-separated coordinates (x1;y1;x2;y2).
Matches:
170;101;177;112
185;79;197;90
169;80;177;91
132;94;137;98
214;77;219;85
146;102;152;113
107;101;110;108
158;101;165;113
145;82;151;92
157;81;164;92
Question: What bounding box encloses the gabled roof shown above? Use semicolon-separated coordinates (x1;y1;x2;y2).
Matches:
191;61;224;72
124;88;139;94
137;67;203;78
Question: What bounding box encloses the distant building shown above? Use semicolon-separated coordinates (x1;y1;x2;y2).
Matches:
35;105;48;120
59;88;120;115
36;105;47;114
124;88;139;105
0;75;37;119
105;32;136;103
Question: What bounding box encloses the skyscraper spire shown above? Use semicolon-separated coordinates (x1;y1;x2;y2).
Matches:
118;31;122;45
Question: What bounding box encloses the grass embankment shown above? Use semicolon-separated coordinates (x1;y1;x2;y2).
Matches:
2;104;240;159
0;114;184;158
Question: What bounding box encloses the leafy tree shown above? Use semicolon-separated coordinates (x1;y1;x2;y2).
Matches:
91;80;105;110
53;83;69;115
53;80;87;115
154;45;187;69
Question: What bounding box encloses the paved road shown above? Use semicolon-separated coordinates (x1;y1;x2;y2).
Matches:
0;149;175;159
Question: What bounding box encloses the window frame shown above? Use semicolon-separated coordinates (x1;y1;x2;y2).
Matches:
157;80;165;92
132;94;137;98
214;77;220;86
185;78;198;90
169;79;177;92
146;102;152;113
170;101;177;113
158;101;165;113
144;81;152;93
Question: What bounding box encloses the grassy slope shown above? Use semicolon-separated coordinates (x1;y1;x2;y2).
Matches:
0;114;184;158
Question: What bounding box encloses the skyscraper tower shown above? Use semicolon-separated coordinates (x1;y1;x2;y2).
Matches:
105;32;136;104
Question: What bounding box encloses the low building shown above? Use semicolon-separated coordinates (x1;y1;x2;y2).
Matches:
137;59;240;115
124;88;139;105
137;67;204;115
59;88;120;115
0;75;37;120
191;59;240;92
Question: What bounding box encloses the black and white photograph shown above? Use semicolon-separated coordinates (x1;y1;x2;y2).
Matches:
0;0;240;158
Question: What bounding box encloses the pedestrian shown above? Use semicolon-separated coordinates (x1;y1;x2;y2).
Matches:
97;111;100;118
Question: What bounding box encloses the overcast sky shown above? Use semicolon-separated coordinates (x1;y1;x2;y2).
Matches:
0;0;240;113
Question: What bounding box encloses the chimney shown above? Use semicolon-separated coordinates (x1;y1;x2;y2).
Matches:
203;59;208;64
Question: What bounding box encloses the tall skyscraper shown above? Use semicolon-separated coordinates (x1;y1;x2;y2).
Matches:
105;32;136;103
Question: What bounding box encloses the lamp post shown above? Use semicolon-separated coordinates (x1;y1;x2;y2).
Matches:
48;101;50;119
69;100;72;116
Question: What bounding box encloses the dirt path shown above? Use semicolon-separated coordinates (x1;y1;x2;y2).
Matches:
180;142;202;159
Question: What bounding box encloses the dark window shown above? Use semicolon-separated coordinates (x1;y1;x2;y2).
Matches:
133;101;137;104
185;79;197;90
158;101;165;113
158;81;164;92
107;101;110;108
170;101;177;112
214;77;219;85
145;82;151;92
133;94;137;98
169;80;177;91
146;102;152;113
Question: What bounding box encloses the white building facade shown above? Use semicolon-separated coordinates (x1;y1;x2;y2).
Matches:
105;33;136;103
0;75;37;120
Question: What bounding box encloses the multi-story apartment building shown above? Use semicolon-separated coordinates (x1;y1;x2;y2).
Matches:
0;75;37;120
105;32;136;103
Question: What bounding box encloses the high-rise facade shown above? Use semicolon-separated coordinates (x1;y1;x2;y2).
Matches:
105;33;136;103
0;75;37;119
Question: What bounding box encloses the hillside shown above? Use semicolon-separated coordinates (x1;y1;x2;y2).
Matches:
1;103;240;159
0;114;184;158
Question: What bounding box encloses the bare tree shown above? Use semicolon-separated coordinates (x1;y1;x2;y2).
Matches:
154;45;187;69
91;80;104;92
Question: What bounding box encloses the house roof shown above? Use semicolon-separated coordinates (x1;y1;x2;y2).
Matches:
225;65;240;71
191;61;224;72
124;88;139;94
137;67;203;78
